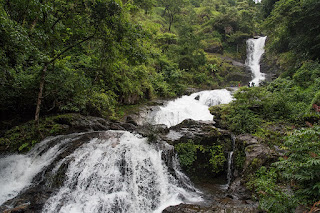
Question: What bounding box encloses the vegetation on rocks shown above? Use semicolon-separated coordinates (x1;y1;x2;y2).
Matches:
175;139;226;176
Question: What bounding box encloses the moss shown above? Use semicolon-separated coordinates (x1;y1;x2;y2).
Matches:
0;114;79;153
248;158;263;173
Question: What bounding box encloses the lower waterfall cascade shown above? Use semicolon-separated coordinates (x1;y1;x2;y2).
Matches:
0;131;202;213
0;135;74;206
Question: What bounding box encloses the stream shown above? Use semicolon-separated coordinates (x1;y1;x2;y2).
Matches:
0;37;266;212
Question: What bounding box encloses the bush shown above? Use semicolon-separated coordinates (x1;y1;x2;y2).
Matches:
248;166;297;213
275;126;320;204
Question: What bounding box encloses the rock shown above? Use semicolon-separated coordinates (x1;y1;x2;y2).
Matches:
204;43;224;54
236;134;259;146
135;124;169;138
2;203;29;213
110;122;126;131
119;123;137;131
228;178;252;200
54;114;110;133
236;134;278;174
126;116;138;126
163;202;260;213
225;72;252;84
163;204;213;213
184;88;202;96
195;95;200;100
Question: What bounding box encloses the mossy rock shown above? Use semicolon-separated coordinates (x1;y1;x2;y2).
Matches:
0;113;109;154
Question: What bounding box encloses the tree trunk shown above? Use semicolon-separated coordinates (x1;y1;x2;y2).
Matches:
34;34;95;124
35;65;47;124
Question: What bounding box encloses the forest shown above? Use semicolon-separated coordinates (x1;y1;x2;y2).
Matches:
1;0;320;212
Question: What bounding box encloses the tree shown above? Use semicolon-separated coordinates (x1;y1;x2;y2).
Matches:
263;0;320;61
159;0;186;31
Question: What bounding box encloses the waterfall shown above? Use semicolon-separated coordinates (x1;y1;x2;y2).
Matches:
147;89;233;127
0;131;202;212
246;36;267;86
0;134;77;206
226;135;235;188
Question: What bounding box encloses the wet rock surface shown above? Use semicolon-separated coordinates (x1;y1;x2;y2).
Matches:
163;202;259;213
236;134;278;174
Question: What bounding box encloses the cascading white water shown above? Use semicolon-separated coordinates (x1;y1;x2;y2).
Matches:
0;131;202;212
0;135;74;205
42;131;202;213
226;135;235;188
147;89;233;127
246;36;267;86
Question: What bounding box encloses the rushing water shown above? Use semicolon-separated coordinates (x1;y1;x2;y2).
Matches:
0;131;202;212
0;135;73;205
246;36;267;86
147;89;233;127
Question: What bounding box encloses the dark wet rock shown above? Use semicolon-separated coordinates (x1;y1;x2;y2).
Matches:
125;105;161;126
228;178;252;201
260;56;279;82
2;203;30;213
126;116;138;126
195;95;200;100
54;114;110;133
209;105;228;129
136;124;169;138
184;88;202;96
168;119;229;147
163;202;260;213
163;204;212;213
226;71;252;85
204;43;224;54
110;122;127;131
119;122;137;131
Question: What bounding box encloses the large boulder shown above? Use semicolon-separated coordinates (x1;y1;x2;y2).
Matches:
236;134;277;174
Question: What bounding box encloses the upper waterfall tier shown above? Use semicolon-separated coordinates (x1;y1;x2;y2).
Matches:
246;36;267;86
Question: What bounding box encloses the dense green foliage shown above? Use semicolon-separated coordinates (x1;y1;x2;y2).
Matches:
215;61;320;135
0;0;260;129
175;139;226;176
262;0;320;70
248;127;320;212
